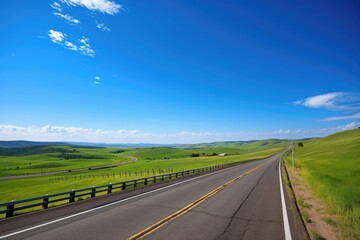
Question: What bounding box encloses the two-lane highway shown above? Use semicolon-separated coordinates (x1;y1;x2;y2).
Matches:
0;153;302;240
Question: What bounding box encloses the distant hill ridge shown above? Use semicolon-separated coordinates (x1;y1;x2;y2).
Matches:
0;139;293;149
0;140;72;148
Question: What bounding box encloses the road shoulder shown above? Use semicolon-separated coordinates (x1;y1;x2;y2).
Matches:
281;160;310;240
283;161;339;240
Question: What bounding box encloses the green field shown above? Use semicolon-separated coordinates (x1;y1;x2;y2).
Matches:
0;140;287;206
284;129;360;239
0;145;130;176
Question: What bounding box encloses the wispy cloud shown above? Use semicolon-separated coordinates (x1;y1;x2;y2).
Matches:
54;12;80;25
60;0;121;15
78;37;95;56
64;41;78;51
94;77;102;85
294;92;343;108
48;0;120;57
96;22;111;32
294;92;360;110
50;2;62;12
48;29;66;43
323;113;360;122
48;30;94;56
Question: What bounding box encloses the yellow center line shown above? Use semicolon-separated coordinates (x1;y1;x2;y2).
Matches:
128;161;268;240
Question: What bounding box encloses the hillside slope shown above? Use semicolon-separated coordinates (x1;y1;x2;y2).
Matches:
288;128;360;239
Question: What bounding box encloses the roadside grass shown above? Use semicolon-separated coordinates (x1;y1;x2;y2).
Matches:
0;147;283;204
284;129;360;239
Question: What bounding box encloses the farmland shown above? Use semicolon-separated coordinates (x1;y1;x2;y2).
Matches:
0;140;287;205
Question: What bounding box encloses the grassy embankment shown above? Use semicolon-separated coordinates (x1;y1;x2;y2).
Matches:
0;140;286;205
284;129;360;239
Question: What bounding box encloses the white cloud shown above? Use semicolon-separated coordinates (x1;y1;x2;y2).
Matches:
294;92;343;108
94;81;101;84
0;125;142;142
94;76;101;80
96;22;111;32
64;41;78;51
48;31;94;57
50;2;62;12
54;12;80;24
323;113;360;122
78;37;95;56
60;0;121;15
1;122;358;144
48;29;66;43
260;122;360;138
294;92;360;110
178;131;211;137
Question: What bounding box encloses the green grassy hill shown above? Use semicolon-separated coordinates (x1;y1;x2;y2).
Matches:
0;145;130;176
178;139;288;149
285;128;360;239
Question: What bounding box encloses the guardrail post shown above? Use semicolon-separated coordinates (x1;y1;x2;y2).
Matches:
108;184;113;194
153;176;156;183
6;201;15;218
161;175;164;181
175;172;178;178
91;186;96;198
42;195;49;209
69;190;75;203
122;181;126;190
134;180;137;188
169;173;172;179
144;178;148;185
181;171;184;177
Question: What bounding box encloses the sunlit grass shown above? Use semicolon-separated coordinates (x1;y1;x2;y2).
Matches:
284;129;360;239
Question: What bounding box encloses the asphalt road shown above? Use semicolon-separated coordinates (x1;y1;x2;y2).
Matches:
0;153;306;240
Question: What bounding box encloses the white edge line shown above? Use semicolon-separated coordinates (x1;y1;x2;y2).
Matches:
279;160;292;240
0;160;267;239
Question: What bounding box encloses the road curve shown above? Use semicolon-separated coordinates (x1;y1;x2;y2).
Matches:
0;153;305;240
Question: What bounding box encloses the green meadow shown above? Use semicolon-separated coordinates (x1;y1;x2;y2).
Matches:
0;140;286;206
284;128;360;239
0;145;130;176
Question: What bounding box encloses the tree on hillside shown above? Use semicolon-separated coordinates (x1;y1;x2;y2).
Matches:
298;142;304;147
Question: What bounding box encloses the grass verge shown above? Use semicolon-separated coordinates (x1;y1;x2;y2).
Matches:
284;128;360;239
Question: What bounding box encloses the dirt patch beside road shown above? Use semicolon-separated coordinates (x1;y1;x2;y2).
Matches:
285;164;339;240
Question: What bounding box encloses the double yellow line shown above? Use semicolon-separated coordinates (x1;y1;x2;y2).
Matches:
128;162;266;240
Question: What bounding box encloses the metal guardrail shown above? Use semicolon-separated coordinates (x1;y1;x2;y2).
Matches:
0;163;235;218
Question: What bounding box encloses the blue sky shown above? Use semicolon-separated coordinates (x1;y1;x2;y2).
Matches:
0;0;359;143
